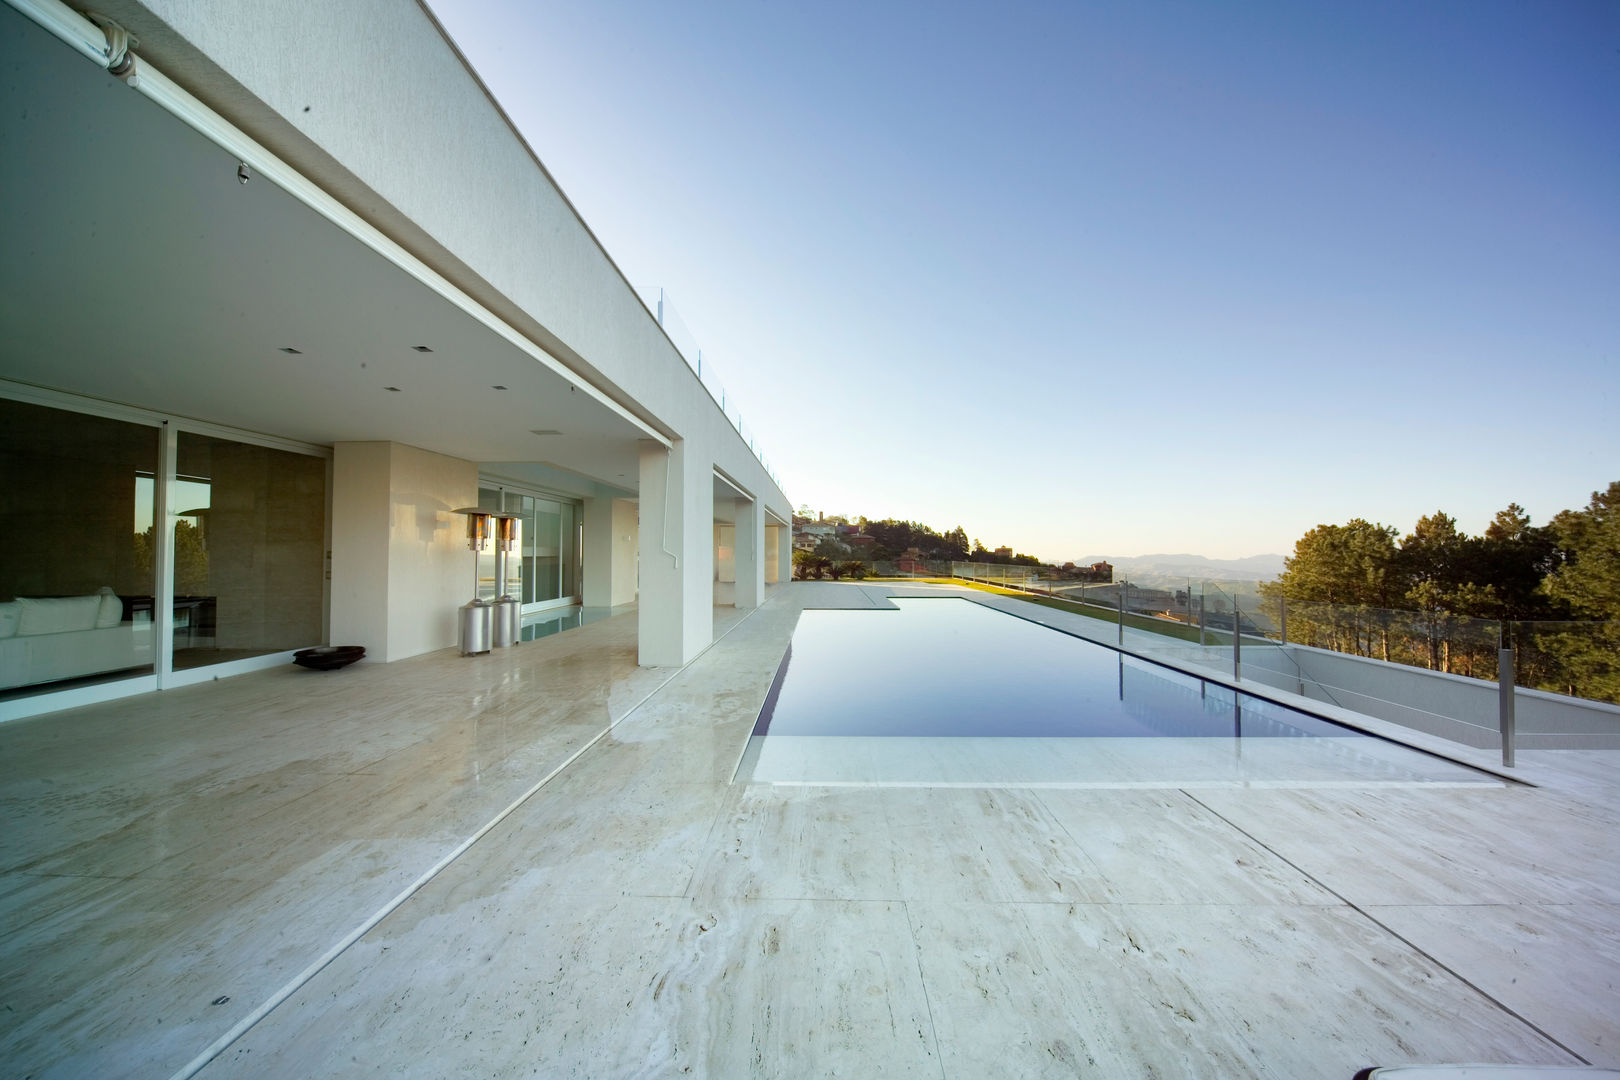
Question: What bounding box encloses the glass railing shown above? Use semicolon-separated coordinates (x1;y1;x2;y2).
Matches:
635;286;780;491
870;559;953;578
1265;600;1501;677
923;565;1620;755
1507;620;1620;709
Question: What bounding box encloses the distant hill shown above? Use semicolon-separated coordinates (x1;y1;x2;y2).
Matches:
1070;553;1285;587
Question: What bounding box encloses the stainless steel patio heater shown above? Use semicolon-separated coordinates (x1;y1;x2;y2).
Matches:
452;507;493;655
490;510;522;649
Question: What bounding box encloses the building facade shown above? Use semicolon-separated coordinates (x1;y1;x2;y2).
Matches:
0;0;791;720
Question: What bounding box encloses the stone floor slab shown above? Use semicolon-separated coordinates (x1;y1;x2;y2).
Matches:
203;892;940;1079
909;900;1576;1080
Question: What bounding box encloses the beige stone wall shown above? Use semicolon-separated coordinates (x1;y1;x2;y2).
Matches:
189;435;325;652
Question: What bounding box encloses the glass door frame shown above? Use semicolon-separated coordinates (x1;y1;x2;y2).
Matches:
476;477;584;615
0;380;332;721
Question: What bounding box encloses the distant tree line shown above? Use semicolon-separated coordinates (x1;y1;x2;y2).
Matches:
811;517;1047;566
1260;482;1618;702
857;519;971;562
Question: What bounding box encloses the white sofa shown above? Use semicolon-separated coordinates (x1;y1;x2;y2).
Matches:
0;589;153;690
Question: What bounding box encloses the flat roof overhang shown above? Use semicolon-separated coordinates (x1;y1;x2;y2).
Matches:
0;2;656;494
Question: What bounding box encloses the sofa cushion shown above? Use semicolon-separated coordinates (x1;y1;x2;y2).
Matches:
95;587;122;629
16;595;102;636
0;601;18;639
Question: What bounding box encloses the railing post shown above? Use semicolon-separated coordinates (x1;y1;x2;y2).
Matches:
1199;582;1207;648
1499;645;1516;768
1117;581;1125;646
1233;597;1242;681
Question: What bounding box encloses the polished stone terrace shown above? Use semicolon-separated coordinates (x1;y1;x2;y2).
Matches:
1;582;1616;1078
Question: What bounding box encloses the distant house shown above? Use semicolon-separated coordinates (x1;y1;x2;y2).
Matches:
994;546;1013;558
847;535;877;551
892;546;933;575
794;522;840;554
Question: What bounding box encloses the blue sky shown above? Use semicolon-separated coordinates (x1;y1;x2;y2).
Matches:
428;0;1619;561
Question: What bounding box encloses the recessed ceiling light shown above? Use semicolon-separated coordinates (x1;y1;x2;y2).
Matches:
279;347;302;354
411;345;433;353
529;429;562;436
384;386;401;392
491;385;508;391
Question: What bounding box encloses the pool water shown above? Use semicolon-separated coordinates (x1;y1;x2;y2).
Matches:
518;606;614;642
735;598;1498;788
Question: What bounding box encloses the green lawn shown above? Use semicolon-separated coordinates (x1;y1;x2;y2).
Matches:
943;580;1206;643
853;575;1213;644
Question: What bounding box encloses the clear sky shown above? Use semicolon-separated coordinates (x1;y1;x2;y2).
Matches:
427;0;1619;561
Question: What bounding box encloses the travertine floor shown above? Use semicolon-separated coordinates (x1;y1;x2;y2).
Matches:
1;583;1616;1078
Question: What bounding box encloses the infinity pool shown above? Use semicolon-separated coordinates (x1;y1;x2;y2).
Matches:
734;598;1498;787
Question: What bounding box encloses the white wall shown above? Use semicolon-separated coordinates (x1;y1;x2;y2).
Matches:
385;443;476;660
581;496;612;608
330;442;391;656
765;524;781;585
714;520;736;583
584;494;644;609
610;499;638;607
331;441;475;662
734;499;763;608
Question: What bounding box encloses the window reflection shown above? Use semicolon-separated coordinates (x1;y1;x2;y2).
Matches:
0;398;156;694
170;433;325;669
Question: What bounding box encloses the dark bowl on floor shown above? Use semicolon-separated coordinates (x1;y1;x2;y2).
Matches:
293;645;365;670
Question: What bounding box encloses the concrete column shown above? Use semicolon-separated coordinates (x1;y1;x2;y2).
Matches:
735;498;764;608
581;496;613;608
637;440;714;666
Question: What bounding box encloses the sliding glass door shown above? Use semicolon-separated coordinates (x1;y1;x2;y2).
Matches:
1;388;329;713
477;483;582;613
0;396;158;696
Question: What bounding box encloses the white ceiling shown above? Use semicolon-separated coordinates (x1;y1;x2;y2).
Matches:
0;6;645;495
